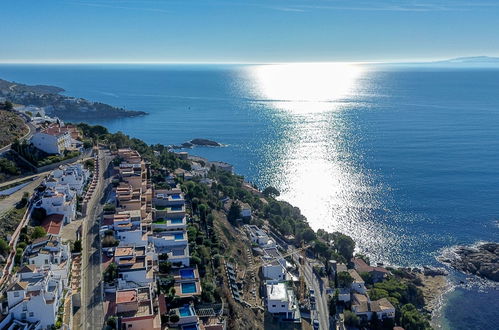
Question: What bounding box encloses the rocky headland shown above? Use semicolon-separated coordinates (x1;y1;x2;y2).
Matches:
170;138;222;149
0;78;147;119
439;242;499;282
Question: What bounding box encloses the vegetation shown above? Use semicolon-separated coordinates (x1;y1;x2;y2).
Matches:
0;158;20;176
0;109;27;148
0;238;10;256
72;240;82;253
344;310;360;326
0;205;27;242
30;226;46;240
11;139;80;167
337;271;354;288
103;263;118;283
31;207;47;225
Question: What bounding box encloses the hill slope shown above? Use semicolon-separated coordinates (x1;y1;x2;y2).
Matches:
0;110;28;148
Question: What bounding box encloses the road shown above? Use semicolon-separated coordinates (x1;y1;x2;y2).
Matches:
79;149;113;330
0;176;45;217
292;252;330;330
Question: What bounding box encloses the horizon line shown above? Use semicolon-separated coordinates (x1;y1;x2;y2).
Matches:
0;55;497;65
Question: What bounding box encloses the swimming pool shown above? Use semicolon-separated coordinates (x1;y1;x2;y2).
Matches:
169;218;183;224
171;194;182;199
174;233;184;240
179;305;193;317
179;268;195;279
181;282;197;294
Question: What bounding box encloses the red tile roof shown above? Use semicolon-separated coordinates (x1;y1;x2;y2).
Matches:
116;290;137;304
41;214;64;235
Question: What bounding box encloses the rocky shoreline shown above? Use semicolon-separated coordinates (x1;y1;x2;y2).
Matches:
439;242;499;282
0;78;147;119
170;138;222;149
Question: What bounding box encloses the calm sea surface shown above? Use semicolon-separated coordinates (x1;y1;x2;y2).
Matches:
1;64;498;328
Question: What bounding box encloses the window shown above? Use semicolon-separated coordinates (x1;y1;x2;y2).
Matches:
45;259;49;264
14;292;20;297
272;305;276;308
29;312;34;317
281;304;285;308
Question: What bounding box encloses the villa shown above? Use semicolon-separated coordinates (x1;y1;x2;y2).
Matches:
115;285;161;330
265;282;300;322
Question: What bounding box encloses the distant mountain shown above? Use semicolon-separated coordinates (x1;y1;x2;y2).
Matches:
434;56;499;64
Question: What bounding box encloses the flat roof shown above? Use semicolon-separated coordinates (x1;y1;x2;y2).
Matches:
266;282;287;301
116;290;137;304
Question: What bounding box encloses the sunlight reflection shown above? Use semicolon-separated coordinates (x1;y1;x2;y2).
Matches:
246;63;400;263
250;62;363;113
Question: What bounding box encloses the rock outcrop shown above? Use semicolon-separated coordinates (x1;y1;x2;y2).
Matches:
442;243;499;282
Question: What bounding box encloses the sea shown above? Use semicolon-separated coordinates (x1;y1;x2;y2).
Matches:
1;63;498;329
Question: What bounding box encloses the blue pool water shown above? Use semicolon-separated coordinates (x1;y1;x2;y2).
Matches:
179;269;195;279
179;305;193;317
169;218;184;224
1;64;498;329
173;233;184;240
171;194;182;199
181;282;197;294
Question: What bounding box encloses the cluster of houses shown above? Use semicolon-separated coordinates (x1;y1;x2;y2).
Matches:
30;122;83;155
103;148;224;330
329;258;396;322
0;160;92;328
244;224;301;323
0;235;72;329
35;163;90;234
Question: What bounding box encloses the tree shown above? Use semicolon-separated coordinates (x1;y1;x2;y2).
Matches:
169;314;180;323
31;226;46;240
3;100;13;111
227;201;241;225
344;310;360;326
72;240;82;253
31;207;47;225
0;238;10;256
337;271;354;288
159;261;172;274
198;203;208;222
262;186;280;198
191;197;199;214
335;233;355;261
103;263;118;283
400;304;431;330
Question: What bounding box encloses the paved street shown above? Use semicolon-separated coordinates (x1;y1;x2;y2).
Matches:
0;176;44;217
293;252;330;330
79;149;113;330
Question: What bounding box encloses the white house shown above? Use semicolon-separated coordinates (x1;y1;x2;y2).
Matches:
244;225;275;248
24;235;71;287
266;282;299;321
31;125;72;155
44;164;89;195
348;269;367;294
262;261;286;281
351;293;395;321
35;187;76;224
115;246;156;289
5;267;65;329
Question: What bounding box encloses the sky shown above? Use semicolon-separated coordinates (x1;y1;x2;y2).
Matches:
1;0;499;63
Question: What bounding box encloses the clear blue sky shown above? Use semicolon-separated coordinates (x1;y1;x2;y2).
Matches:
2;0;499;63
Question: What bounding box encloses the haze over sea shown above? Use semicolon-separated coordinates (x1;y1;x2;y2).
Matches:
1;63;498;328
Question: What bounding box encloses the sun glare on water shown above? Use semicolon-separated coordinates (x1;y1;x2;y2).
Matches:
250;62;363;113
245;63;398;262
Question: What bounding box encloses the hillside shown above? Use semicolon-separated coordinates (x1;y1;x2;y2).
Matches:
0;78;147;119
0;110;28;148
